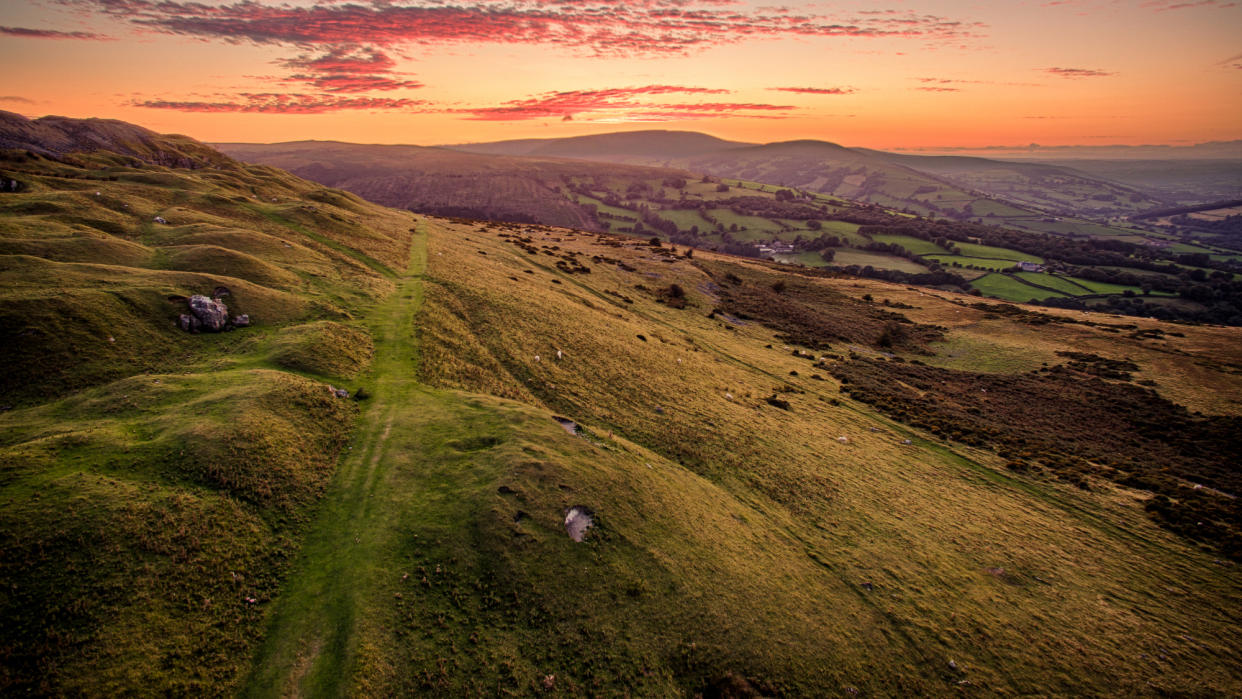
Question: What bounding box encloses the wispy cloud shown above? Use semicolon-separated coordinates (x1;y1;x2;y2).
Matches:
1141;0;1239;11
1219;52;1242;69
278;74;424;93
0;95;36;104
271;46;422;92
1043;67;1116;77
451;85;792;121
0;25;110;40
767;86;855;95
132;93;427;114
64;0;985;57
915;86;961;92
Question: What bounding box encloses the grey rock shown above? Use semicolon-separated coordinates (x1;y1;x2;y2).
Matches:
232;314;250;327
184;294;229;332
334;388;349;398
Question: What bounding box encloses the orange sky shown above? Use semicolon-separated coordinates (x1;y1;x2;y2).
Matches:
3;0;1240;148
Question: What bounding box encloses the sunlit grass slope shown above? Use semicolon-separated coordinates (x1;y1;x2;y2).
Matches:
386;218;1242;695
4;115;1242;696
0;122;418;694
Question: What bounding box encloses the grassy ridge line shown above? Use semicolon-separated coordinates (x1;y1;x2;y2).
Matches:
244;203;398;279
242;221;425;697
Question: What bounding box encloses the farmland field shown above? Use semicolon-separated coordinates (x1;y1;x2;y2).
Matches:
870;233;950;255
924;254;1018;271
971;273;1067;302
832;248;930;273
952;241;1043;263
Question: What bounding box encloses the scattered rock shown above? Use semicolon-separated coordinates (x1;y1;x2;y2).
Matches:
213;286;231;298
552;416;579;435
179;294;229;333
542;674;556;691
837;436;850;444
861;581;874;591
901;439;912;445
153;216;167;224
232;314;250;327
334;388;349;399
564;506;593;542
765;395;791;410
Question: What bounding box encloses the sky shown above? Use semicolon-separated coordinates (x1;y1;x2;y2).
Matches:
2;0;1240;149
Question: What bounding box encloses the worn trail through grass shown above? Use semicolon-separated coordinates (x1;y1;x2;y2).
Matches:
242;222;426;697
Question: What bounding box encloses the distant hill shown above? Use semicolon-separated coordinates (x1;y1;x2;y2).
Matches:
449;129;748;161
218;140;696;230
861;150;1167;214
446;130;1171;222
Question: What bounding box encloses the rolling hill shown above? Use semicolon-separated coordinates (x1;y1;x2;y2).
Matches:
444;130;1169;225
5;114;1242;695
218;141;699;232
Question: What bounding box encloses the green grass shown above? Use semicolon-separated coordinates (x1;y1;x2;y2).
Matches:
925;254;1019;271
1063;276;1145;295
816;219;864;239
971;273;1068;302
1013;272;1093;296
7;129;1242;696
951;241;1043;263
869;233;950;255
242;223;427;696
658;208;714;231
831;248;930;273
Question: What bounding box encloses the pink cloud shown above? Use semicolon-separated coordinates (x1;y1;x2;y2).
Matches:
452;85;792;121
1044;67;1116;77
132;93;427;114
280;74;424;93
767;86;855;95
67;0;985;57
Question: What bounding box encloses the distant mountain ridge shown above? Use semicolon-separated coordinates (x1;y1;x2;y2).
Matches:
449;129;750;160
441;129;1169;216
217;140;694;230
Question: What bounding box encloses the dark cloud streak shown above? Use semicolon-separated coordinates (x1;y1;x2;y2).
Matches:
133;93;427;114
0;25;110;40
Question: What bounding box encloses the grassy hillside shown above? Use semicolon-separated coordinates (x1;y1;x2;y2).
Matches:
5;117;1242;695
0;113;418;693
358;218;1241;695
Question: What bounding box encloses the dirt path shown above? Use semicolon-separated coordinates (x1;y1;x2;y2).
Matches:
242;221;427;698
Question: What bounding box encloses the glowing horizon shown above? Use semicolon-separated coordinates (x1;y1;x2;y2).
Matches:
3;0;1240;149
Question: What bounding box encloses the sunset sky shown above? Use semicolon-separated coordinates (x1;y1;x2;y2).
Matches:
2;0;1240;149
